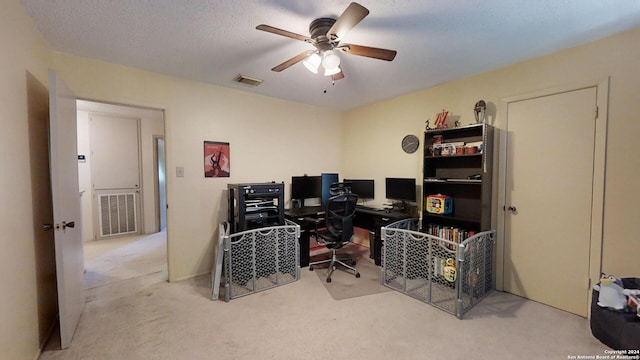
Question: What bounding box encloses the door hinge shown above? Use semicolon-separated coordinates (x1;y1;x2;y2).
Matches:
594;106;599;120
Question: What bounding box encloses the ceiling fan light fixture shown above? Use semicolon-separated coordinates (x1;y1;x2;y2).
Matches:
321;50;341;70
303;52;321;74
324;66;341;76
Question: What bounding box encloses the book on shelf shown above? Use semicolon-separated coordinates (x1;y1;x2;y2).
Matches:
425;223;475;244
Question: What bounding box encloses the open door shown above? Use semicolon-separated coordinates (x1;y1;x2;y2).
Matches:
49;70;84;348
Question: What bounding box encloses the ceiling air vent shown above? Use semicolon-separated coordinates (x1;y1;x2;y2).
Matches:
233;74;263;87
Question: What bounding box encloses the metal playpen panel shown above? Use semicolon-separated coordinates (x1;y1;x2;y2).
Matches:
212;219;300;301
381;218;495;319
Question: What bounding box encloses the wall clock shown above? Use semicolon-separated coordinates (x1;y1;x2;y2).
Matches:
401;134;420;154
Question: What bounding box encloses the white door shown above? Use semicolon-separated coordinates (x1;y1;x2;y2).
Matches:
49;70;84;348
89;114;140;189
89;114;141;238
504;87;597;317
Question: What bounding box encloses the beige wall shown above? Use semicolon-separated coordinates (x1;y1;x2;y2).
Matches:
4;0;640;357
343;27;640;279
51;53;343;281
1;0;52;359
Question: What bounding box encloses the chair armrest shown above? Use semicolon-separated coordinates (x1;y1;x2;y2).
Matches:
303;216;324;235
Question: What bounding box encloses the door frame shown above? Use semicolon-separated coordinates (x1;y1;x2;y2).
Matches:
496;78;609;311
153;135;167;231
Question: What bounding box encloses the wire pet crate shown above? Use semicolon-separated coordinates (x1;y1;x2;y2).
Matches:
381;218;495;319
212;219;300;301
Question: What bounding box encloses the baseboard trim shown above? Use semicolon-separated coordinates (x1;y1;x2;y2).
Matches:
32;349;42;360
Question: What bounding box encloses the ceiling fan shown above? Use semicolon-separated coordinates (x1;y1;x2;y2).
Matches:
256;2;397;81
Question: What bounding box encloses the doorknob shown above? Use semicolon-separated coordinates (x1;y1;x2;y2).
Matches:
62;221;75;229
505;206;517;213
43;224;56;231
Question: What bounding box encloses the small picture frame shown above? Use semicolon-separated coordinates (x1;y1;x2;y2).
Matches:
204;141;230;178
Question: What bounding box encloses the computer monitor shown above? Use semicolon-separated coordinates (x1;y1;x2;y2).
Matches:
321;173;339;206
385;177;416;202
291;176;322;200
343;179;374;199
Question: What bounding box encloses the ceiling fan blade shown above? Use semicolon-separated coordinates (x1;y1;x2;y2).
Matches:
256;24;310;42
331;67;345;81
271;50;315;72
338;44;397;61
327;2;369;42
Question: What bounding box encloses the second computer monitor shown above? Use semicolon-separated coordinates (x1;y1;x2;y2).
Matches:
321;173;339;205
291;175;322;200
343;179;375;199
385;177;416;202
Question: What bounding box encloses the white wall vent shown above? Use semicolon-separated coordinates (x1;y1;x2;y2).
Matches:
98;193;137;237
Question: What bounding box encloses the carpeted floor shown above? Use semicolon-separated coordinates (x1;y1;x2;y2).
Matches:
39;231;611;360
83;231;167;289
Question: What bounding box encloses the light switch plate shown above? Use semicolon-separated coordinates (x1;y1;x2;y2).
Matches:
176;166;184;177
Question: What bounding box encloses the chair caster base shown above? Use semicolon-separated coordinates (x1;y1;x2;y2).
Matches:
326;278;332;283
355;272;361;278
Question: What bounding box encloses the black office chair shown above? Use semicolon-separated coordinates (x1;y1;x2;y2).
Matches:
309;188;360;283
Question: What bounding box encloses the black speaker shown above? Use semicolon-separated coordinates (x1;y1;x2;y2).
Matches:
291;199;301;209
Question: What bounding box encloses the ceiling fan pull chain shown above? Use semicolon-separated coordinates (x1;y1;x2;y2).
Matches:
322;75;335;94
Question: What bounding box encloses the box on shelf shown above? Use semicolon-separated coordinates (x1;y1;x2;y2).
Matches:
464;141;483;154
426;194;453;214
433;141;465;156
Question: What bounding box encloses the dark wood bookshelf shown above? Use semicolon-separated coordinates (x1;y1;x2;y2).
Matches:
422;123;494;235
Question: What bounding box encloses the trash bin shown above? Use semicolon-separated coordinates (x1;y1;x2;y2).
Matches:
590;277;640;350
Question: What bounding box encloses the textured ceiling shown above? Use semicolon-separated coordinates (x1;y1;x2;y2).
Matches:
20;0;640;111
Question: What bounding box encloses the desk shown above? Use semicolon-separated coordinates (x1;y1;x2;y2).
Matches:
284;206;324;267
285;205;411;267
353;207;412;266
